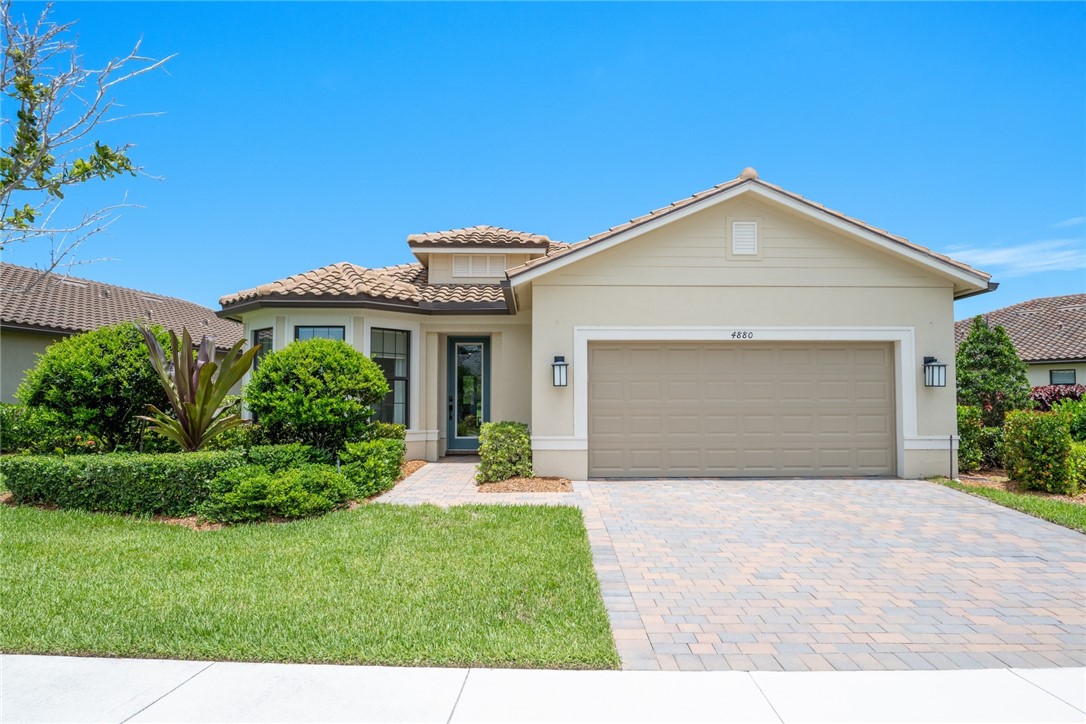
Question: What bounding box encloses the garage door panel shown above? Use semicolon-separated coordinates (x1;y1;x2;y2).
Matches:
588;341;895;478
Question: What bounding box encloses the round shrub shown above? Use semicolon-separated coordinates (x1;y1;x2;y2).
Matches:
17;322;170;451
476;421;533;483
245;339;389;452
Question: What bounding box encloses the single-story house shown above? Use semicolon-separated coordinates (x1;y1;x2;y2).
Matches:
955;294;1086;388
1;262;243;403
219;168;994;479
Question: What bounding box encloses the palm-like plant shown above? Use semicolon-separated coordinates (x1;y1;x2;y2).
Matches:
138;326;260;451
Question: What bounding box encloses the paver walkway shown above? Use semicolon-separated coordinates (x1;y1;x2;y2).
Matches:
378;461;1086;673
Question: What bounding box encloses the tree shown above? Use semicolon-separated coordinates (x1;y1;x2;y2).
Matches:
1;1;172;284
245;339;390;453
17;322;170;450
956;315;1032;427
139;326;261;452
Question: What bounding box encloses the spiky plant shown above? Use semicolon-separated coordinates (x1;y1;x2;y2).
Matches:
138;326;260;451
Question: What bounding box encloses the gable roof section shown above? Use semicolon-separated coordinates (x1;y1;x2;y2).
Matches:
954;294;1086;363
506;169;993;297
218;262;508;317
407;225;554;250
1;263;243;349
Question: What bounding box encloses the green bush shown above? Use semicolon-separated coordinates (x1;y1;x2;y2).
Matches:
1068;442;1086;492
978;426;1005;469
0;450;246;516
246;443;331;471
203;421;265;451
1004;411;1076;495
341;438;405;498
0;404;109;455
1053;398;1086;442
956;406;983;473
245;338;390;453
476;421;533;484
369;421;406;441
201;464;354;523
16;322;171;451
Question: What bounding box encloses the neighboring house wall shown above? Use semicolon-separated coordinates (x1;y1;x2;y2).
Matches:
237;307;532;461
527;195;960;479
1026;361;1086;388
0;328;64;403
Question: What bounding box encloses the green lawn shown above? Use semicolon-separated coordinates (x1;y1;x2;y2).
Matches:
0;503;619;669
933;478;1086;533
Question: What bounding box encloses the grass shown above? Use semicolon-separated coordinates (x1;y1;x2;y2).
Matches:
932;477;1086;533
0;503;619;669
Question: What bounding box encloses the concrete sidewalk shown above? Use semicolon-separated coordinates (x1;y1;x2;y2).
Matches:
2;655;1083;723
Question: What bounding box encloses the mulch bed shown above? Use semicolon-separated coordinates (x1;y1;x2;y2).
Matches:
957;469;1085;505
399;459;427;480
478;477;573;493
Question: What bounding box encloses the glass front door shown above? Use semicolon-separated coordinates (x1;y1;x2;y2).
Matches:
447;337;490;450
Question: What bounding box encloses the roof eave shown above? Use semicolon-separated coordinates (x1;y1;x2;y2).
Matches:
217;295;510;318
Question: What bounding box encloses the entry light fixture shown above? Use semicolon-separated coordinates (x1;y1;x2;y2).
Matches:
552;355;569;387
923;357;947;388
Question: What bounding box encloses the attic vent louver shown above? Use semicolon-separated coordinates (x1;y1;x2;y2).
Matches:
731;221;758;255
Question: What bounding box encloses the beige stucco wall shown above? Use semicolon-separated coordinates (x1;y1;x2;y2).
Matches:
0;328;65;403
1026;361;1085;388
235;308;530;461
527;194;964;480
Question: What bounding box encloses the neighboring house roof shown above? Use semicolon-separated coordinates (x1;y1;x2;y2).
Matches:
954;294;1086;363
407;225;555;250
219;262;508;315
505;168;992;296
1;263;243;349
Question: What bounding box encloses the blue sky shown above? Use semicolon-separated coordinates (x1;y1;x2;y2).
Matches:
4;1;1084;320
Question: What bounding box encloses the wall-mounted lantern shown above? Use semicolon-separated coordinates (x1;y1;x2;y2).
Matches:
552;355;569;387
923;357;947;388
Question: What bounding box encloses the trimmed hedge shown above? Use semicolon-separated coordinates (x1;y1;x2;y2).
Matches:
0;450;246;516
341;438;405;498
200;464;355;523
978;426;1005;469
1053;398;1086;443
957;406;983;473
0;444;329;516
1069;442;1086;492
476;421;533;484
1004;411;1077;495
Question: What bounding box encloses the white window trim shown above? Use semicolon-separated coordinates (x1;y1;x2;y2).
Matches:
556;325;923;478
452;253;505;278
362;317;422;433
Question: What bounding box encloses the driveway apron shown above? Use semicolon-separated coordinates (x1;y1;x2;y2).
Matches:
379;464;1086;672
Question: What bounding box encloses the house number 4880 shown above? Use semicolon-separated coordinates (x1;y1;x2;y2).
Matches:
731;331;754;339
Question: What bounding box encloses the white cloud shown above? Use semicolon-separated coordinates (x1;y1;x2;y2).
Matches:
1051;216;1085;229
947;239;1086;278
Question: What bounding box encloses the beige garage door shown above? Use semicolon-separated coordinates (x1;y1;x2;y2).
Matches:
588;342;895;478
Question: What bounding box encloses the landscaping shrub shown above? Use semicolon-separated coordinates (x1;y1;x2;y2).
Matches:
0;450;246;516
0;404;109;455
1068;442;1086;493
341;438;405;498
17;322;171;451
978;426;1005;469
1029;384;1085;412
202;421;265;450
246;443;331;471
200;464;354;523
956;316;1032;427
1003;411;1076;495
245;339;390;452
956;406;983;473
369;421;406;441
1052;398;1086;442
476;421;532;483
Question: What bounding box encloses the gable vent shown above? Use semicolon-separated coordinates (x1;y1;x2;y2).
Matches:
731;221;758;255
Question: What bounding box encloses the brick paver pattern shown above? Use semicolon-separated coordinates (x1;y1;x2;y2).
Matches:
378;460;1086;672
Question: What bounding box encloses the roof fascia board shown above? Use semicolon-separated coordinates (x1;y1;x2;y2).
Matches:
509;182;989;291
218;297;510;318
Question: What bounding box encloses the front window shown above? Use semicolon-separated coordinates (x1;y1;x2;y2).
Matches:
1050;369;1077;385
371;328;409;426
294;325;345;341
251;328;273;370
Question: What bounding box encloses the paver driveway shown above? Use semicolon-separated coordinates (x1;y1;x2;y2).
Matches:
381;462;1086;672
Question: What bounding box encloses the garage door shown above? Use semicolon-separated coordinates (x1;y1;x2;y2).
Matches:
588;342;895;477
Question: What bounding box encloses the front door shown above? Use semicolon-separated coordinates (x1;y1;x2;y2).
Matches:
447;337;491;451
